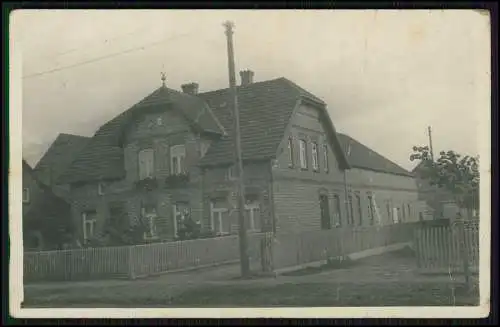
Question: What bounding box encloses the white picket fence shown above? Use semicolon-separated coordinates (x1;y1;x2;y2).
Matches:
24;233;267;283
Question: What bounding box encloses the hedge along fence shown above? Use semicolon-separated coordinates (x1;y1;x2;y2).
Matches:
24;233;268;283
264;222;418;272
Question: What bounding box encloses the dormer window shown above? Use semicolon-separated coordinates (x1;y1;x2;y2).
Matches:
23;188;30;204
323;144;329;173
138;148;155;180
299;139;308;170
311;142;319;172
170;144;186;175
287;137;294;168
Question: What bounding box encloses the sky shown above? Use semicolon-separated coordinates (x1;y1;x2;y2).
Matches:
13;10;490;170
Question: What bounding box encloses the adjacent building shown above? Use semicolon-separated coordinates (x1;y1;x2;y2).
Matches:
22;159;73;250
52;71;427;246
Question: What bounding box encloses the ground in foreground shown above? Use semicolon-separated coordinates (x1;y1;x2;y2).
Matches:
23;281;478;308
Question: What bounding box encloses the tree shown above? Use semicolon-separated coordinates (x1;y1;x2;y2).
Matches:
410;146;479;217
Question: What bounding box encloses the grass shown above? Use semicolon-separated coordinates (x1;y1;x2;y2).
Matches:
23;249;478;308
168;282;479;307
282;256;356;277
23;280;479;308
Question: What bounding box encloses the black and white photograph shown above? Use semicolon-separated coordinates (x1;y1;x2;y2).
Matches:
9;9;490;318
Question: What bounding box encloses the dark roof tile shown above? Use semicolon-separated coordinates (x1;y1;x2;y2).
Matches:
58;77;349;183
34;133;90;185
197;77;344;167
337;133;412;177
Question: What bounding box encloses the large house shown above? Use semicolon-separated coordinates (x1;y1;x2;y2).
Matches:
22;159;73;250
53;71;427;245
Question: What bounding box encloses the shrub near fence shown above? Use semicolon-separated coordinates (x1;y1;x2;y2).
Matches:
269;222;417;271
24;233;268;283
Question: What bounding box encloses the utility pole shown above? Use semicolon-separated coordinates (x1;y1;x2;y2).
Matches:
427;126;434;161
223;20;250;277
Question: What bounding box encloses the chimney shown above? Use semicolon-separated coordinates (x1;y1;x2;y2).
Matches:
181;82;199;95
239;70;254;86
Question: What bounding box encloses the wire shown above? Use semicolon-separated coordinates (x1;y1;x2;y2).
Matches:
35;25;152;61
23;32;193;80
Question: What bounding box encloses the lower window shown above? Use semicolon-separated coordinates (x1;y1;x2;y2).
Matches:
82;210;97;243
244;202;262;232
210;201;231;235
141;205;158;240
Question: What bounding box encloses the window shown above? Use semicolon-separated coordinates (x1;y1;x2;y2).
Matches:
367;195;375;225
244;202;262;232
401;205;406;222
173;202;190;237
333;194;342;227
319;195;331;230
227;165;236;181
200;142;210;158
348;194;354;225
386;203;392;224
407;204;411;220
210;201;231;235
170;145;186;175
141;205;158;240
396;208;402;223
97;182;105;196
323;144;329;173
287;137;294;167
393;207;400;224
138;148;154;180
22;187;30;203
82;211;97;243
299;139;308;169
311;142;319;171
355;194;363;226
156;117;163;126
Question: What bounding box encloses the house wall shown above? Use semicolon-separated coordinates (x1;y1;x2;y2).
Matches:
201;161;274;234
271;103;423;235
23;168;72;250
68;108;211;243
345;168;422;225
23;169;46;217
272;103;348;233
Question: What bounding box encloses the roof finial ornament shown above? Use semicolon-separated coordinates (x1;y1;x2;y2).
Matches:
161;72;166;87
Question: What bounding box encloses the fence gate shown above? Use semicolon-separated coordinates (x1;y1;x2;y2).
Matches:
414;222;479;274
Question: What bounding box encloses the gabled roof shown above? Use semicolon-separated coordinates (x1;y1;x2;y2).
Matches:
57;77;349;183
197;77;348;167
34;133;90;185
58;86;226;184
337;133;413;177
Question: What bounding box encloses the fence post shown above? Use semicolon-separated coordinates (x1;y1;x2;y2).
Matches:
458;220;471;289
128;246;136;280
414;227;421;269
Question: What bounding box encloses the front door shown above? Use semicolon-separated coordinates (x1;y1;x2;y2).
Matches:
320;195;331;230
